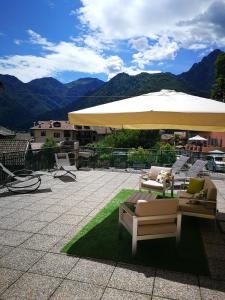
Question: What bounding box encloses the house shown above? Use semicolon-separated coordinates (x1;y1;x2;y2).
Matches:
31;121;77;143
31;121;114;146
198;131;225;152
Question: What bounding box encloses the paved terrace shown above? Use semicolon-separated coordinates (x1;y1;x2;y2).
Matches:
0;170;225;299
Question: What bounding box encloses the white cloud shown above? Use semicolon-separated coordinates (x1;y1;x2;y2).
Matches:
177;1;225;47
0;37;106;81
129;37;149;51
132;36;179;68
0;31;159;82
14;39;23;45
187;43;208;50
3;1;225;82
77;0;225;60
27;29;54;47
78;0;214;41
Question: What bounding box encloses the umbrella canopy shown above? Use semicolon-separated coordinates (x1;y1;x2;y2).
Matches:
188;135;207;141
68;90;225;132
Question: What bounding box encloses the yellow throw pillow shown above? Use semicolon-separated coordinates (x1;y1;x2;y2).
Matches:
187;178;205;194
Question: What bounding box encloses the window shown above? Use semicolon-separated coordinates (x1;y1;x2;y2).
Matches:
64;131;71;138
54;132;60;138
53;121;61;127
41;131;46;136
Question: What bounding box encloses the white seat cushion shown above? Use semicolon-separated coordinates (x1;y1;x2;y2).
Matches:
141;179;164;191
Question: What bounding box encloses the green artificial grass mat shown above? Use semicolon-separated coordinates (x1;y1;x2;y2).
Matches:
62;189;209;275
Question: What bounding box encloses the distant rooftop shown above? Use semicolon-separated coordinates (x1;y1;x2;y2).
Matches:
31;120;114;134
0;126;15;137
31;120;75;130
0;139;30;154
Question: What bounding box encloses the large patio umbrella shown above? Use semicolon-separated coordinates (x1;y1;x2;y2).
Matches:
188;135;207;141
68;90;225;132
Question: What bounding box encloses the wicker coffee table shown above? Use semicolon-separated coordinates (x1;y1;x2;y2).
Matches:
125;191;157;204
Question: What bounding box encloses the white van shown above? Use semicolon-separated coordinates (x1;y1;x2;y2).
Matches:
206;154;225;172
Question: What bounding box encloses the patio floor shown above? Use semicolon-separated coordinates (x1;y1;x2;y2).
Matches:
0;169;225;299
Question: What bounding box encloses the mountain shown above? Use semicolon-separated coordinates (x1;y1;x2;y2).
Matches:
0;76;105;129
65;78;105;100
0;75;54;129
0;49;223;130
179;49;223;97
69;72;195;110
67;49;222;111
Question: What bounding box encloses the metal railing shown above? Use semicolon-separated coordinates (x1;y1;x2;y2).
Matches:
0;146;211;185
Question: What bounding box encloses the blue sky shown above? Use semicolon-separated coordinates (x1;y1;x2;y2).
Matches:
0;0;225;83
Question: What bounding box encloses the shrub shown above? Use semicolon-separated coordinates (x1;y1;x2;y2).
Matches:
127;147;155;167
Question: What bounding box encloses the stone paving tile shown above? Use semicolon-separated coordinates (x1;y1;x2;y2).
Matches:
50;279;104;300
8;209;39;220
54;214;84;226
39;222;74;237
208;258;225;280
1;272;62;300
45;205;70;214
102;287;150;299
152;297;170;300
30;253;79;278
219;222;225;233
153;269;201;300
27;203;53;211
0;247;44;271
108;263;155;295
0;216;26;230
217;213;225;222
67;258;116;286
0;230;33;247
0;200;29;210
0;245;14;258
5;171;208;299
55;200;80;207
0;208;16;218
67;206;94;216
62;227;81;240
38;198;61;205
13;220;49;233
30;211;61;222
20;233;61;251
205;243;225;260
201;230;225;245
0;267;23;295
49;238;68;254
76;201;100;209
200;276;225;300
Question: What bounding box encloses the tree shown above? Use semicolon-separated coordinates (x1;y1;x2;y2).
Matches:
40;137;58;169
92;129;160;148
211;53;225;102
41;137;58;149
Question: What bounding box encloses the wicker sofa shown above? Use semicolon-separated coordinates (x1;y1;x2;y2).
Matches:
178;178;217;221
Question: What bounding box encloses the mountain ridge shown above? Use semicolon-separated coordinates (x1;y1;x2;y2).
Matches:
0;49;223;130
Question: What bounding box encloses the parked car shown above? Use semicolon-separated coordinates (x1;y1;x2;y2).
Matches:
206;154;225;172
